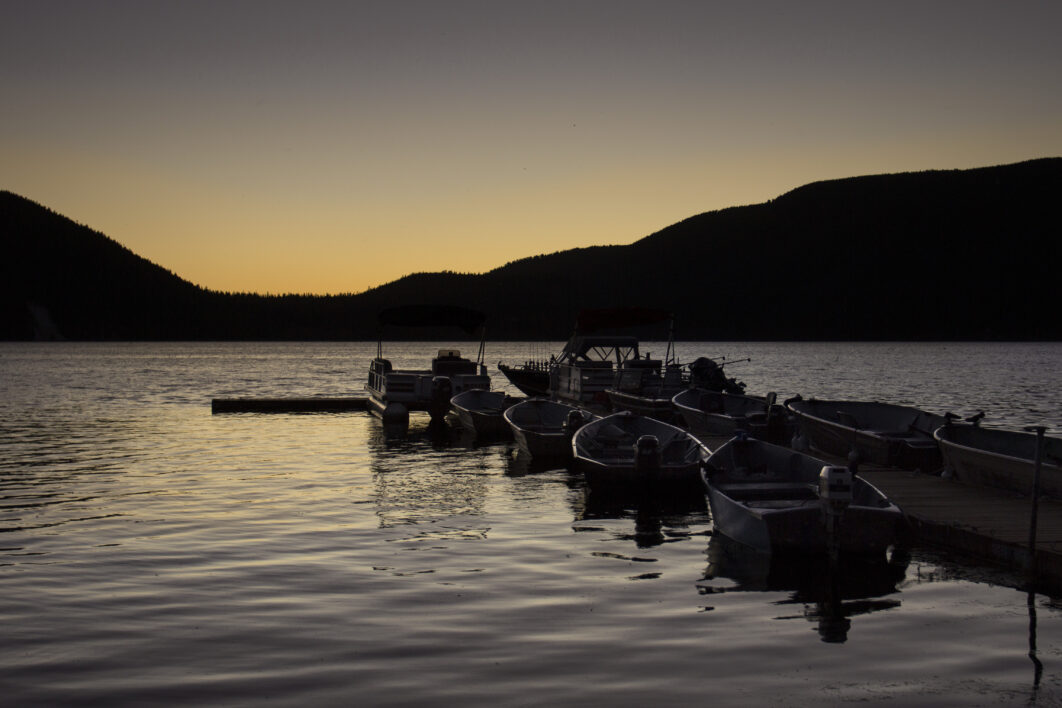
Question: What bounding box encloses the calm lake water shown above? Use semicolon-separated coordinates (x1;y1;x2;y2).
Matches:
2;341;1062;706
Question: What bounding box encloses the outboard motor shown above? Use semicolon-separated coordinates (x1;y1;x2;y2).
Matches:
634;435;662;477
819;465;853;560
563;409;587;439
429;376;453;420
689;357;724;390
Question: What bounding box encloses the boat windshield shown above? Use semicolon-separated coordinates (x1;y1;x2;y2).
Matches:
560;336;640;364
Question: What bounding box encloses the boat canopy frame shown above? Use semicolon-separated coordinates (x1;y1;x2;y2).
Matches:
568;307;677;367
559;335;641;366
374;305;487;365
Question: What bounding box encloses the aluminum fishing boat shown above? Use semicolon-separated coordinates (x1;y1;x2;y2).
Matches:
672;389;793;444
935;422;1062;497
571;411;709;487
449;389;520;439
503;398;593;459
786;397;947;471
702;435;903;556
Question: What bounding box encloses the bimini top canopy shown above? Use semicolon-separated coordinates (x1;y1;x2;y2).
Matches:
558;335;640;364
575;307;671;334
377;305;486;335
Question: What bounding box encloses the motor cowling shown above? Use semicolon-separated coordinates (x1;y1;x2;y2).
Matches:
819;465;852;513
563;409;587;437
634;434;662;476
429;376;453;419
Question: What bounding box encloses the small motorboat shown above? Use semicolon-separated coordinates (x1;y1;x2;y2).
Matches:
609;356;750;423
786;397;947;471
571;411;709;487
935;421;1062;497
672;389;793;444
497;360;552;398
449;389;521;438
606;360;686;423
550;307;674;409
702;435;904;556
503;398;593;460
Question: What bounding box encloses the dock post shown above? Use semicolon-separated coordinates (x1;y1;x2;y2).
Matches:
1025;425;1047;584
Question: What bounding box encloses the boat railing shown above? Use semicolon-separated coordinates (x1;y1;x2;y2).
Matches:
715;481;819;502
378;372;419;395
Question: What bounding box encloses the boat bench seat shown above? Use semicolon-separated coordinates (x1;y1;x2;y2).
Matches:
519;423;553;433
865;430;936;447
716;482;818;502
660;437;698;462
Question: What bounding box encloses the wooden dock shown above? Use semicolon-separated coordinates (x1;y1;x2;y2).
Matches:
211;397;370;414
859;466;1062;590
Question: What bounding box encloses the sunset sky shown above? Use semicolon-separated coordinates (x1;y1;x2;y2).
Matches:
3;1;1060;295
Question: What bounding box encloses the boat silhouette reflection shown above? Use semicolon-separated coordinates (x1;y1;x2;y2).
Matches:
700;533;909;643
503;448;572;477
369;413;506;450
577;483;709;549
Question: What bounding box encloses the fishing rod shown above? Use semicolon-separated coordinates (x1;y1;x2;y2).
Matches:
717;357;752;369
681;356;751;369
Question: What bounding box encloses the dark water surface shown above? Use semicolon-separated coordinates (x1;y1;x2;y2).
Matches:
2;342;1061;706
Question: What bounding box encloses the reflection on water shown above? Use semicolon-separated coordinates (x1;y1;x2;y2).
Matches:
700;534;907;643
503;449;573;478
579;485;709;549
3;342;1062;706
366;417;504;531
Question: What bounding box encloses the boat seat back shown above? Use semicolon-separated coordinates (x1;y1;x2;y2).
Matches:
836;411;861;429
661;436;697;463
433;358;478;376
700;392;725;413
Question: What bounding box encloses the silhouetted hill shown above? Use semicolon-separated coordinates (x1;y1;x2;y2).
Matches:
2;157;1060;340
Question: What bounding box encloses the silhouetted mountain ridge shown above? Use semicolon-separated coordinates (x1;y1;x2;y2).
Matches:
2;157;1059;340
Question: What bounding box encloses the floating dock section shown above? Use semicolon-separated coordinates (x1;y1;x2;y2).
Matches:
859;466;1062;592
211;397;369;414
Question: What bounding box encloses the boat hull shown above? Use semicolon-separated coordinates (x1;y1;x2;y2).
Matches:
572;411;709;488
606;388;681;424
703;437;904;556
580;458;704;488
450;390;517;439
935;424;1062;497
673;389;793;444
504;399;590;459
497;363;551;398
706;486;902;555
787;398;945;471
